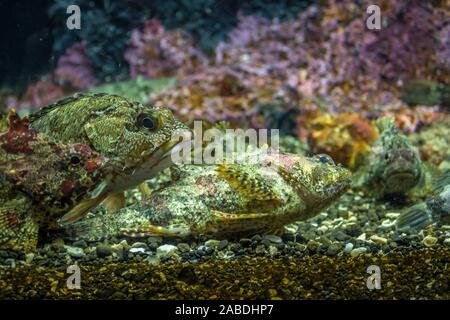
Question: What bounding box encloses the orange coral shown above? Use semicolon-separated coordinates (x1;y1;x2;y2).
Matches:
381;106;448;134
306;113;378;169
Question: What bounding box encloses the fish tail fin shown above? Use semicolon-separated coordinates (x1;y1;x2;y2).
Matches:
433;169;450;194
396;202;434;231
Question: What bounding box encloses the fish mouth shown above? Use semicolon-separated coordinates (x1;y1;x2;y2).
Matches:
108;129;192;192
142;133;193;175
385;171;418;193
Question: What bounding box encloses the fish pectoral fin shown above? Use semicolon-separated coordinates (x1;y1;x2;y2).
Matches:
120;223;191;237
277;166;321;206
216;163;282;205
103;192;126;213
138;182;153;197
60;194;106;224
210;210;271;222
396;203;434;231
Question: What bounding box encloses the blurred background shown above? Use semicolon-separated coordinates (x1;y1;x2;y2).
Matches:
0;0;448;169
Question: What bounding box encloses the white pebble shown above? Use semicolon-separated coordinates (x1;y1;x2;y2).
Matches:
156;244;178;257
129;248;146;254
343;243;354;253
284;225;298;234
385;212;400;219
422;235;438;247
357;233;367;241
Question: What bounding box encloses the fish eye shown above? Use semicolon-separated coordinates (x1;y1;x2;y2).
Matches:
69;154;81;166
315;154;334;165
137;112;159;131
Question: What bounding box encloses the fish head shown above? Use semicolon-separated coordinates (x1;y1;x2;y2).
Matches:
371;125;422;194
265;150;351;209
0;110;111;210
73;96;192;192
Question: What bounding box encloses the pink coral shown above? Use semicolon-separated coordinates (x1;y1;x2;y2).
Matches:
125;19;208;79
5;76;65;111
54;41;99;90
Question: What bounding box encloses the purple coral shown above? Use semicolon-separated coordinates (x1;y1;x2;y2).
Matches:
125;19;208;79
54;41;99;90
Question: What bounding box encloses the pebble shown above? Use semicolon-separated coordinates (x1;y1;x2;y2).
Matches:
156;244;178;258
370;235;388;245
422;235;438;247
51;238;65;251
356;233;366;241
386;212;400;219
218;240;228;251
129;248;146;254
205;240;221;248
131;242;148;250
5;258;15;268
177;243;190;253
284;225;297;234
306;240;320;252
443;238;450;247
111;240;129;253
144;255;160;265
255;245;266;255
72;240;88;249
343;223;362;237
343;243;354;253
380;219;396;229
96;244;113;257
350;247;367;257
263;235;283;244
65;246;85;258
326;243;341;256
25;253;35;264
239;238;252;247
268;246;278;256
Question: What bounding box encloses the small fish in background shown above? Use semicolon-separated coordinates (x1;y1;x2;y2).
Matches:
396;169;450;231
354;116;423;198
0;110;111;252
28;93;191;220
64;147;351;241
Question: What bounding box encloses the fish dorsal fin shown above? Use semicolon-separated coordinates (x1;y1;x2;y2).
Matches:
216;163;281;204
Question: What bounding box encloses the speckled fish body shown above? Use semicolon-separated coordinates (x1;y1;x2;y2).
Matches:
65;148;351;240
28;93;190;217
0;110;111;252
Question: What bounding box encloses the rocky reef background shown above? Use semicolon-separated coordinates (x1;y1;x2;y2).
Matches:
1;0;448;171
